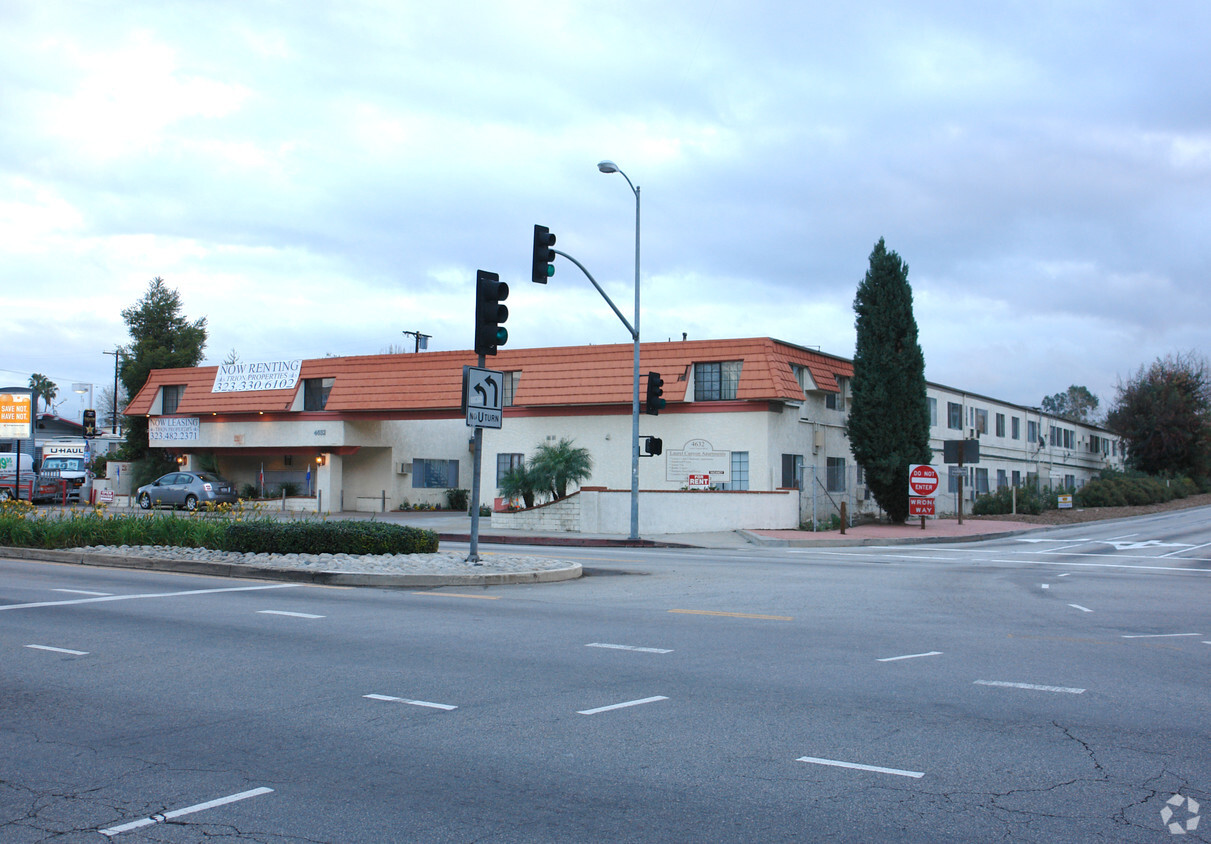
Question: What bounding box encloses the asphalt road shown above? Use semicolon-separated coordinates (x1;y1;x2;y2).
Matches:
2;509;1208;842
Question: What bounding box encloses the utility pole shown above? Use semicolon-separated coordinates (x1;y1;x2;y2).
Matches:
401;330;431;353
103;349;121;434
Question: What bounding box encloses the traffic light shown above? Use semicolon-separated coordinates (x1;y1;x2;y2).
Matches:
644;436;663;456
532;224;556;284
644;371;666;415
474;270;509;356
82;409;97;437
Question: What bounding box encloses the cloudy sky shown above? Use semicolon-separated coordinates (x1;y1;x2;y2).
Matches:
3;1;1207;423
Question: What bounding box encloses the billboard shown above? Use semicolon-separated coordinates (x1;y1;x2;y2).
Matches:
0;390;34;439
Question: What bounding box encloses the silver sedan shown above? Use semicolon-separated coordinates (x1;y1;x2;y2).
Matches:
136;471;239;511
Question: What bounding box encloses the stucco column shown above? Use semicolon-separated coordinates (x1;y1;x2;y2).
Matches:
317;454;343;513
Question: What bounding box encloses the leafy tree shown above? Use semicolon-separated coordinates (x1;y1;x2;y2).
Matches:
1042;385;1100;423
28;373;57;413
530;438;593;500
845;238;932;523
1106;352;1211;480
118;277;208;462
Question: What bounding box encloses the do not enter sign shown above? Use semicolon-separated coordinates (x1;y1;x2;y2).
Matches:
908;464;940;497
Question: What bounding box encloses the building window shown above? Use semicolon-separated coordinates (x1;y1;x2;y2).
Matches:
791;365;810;395
502;372;520;407
723;451;749;491
826;457;846;492
412;459;459;489
947;402;962;430
161;385;185;414
694;361;742;401
781;453;803;489
303;378;334;411
496;452;524;486
1012;470;1021;487
997;469;1007;490
1063;429;1074;449
974;409;988;435
995;413;1005;437
928;397;937;427
1028;420;1040;445
1012;417;1020;440
975;468;989;494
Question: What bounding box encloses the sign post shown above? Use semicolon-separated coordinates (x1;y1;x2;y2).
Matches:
464;363;505;564
1;389;34;502
908;463;940;529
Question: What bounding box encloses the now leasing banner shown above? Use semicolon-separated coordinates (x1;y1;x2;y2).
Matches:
212;360;302;393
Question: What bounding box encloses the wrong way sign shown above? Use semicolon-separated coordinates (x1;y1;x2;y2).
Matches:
908;464;940;497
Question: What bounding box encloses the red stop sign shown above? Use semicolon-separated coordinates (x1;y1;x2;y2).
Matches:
908;464;939;497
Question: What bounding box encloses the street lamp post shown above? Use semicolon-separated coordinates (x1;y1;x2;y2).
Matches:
597;160;641;541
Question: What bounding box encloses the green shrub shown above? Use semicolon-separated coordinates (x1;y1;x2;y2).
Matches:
0;506;438;556
1074;478;1128;508
972;485;1050;515
239;483;260;500
445;488;470;512
224;520;437;555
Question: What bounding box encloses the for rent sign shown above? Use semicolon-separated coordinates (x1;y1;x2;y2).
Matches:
212;360;302;393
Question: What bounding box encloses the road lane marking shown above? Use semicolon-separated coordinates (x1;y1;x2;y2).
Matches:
993;559;1211;573
1160;541;1211;558
52;589;112;596
0;583;299;612
578;696;668;715
1121;633;1202;639
363;694;458;711
877;651;942;662
26;644;88;656
974;680;1085;694
1057;573;1072;577
257;610;325;619
411;592;500;600
1068;604;1093;612
586;643;673;654
669;609;793;621
796;756;924;778
100;787;273;836
1041;584;1050;589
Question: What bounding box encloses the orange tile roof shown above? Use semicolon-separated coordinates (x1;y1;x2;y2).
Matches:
125;338;854;416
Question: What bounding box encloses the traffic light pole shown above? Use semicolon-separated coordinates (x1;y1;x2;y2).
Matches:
551;247;640;540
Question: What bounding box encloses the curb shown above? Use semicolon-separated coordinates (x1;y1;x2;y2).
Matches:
437;533;695;549
2;547;583;588
737;527;1041;548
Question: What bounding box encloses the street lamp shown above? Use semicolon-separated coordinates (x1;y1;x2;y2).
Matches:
598;159;641;541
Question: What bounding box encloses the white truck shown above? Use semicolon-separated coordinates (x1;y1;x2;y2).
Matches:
38;441;93;503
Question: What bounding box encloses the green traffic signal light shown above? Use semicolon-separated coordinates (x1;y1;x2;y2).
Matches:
532;225;556;284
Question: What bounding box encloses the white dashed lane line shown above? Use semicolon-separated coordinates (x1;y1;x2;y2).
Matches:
1069;604;1093;613
1121;633;1202;639
578;696;668;715
796;756;924;779
363;694;458;711
257;610;325;619
53;589;112;596
876;651;942;662
974;680;1086;694
586;643;673;654
100;787;273;837
26;644;88;656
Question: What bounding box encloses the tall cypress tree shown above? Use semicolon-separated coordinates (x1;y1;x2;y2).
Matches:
846;238;932;523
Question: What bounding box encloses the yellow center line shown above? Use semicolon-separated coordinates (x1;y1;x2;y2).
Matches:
669;609;793;621
412;592;501;600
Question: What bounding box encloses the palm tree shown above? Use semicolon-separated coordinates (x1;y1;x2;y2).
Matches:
498;464;540;509
530;438;593;500
28;373;57;413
